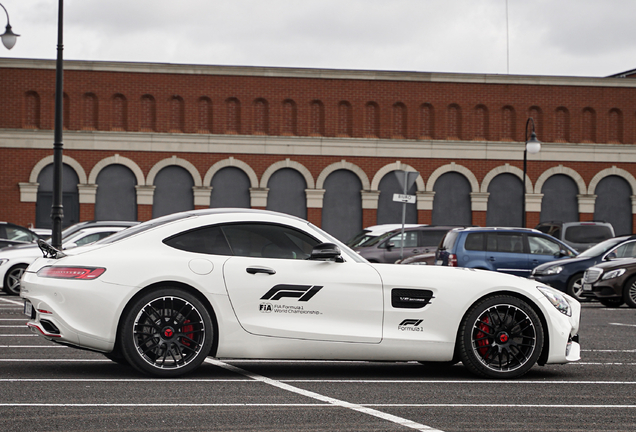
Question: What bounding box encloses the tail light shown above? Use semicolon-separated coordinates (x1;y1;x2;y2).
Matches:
448;254;458;267
37;266;106;280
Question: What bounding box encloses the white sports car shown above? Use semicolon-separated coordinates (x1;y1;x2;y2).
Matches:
21;209;581;379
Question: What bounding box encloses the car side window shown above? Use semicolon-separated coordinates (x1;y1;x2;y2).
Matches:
163;225;233;255
5;226;35;242
464;233;484;251
221;223;319;260
486;233;525;253
612;241;636;258
386;231;418;249
528;235;561;255
74;231;115;247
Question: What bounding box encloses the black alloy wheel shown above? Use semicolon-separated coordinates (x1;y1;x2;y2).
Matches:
623;276;636;308
120;288;214;377
3;264;27;295
458;295;544;379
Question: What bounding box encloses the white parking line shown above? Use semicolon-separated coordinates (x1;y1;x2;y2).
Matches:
0;334;38;337
206;359;444;432
583;349;636;352
0;402;633;409
610;323;636;328
0;298;23;306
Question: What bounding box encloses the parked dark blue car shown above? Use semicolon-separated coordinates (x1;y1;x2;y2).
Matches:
435;227;578;277
531;235;636;301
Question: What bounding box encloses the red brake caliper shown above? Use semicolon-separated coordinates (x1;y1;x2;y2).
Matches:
181;320;193;347
476;316;490;356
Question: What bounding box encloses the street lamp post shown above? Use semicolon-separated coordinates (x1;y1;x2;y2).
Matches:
0;3;19;50
523;118;541;227
51;0;65;249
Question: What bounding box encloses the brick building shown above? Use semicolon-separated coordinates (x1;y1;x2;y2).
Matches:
1;58;636;241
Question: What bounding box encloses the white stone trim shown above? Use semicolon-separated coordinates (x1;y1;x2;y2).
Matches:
426;162;480;193
18;182;39;202
29;154;88;184
260;158;315;189
577;194;597;214
203;157;259;188
416;191;435;211
470;192;490;212
587;166;636;195
88;154;145;185
249;188;269;207
135;185;155;205
370;161;425;191
316;160;370;190
146;155;203;187
4;58;636;89
78;184;98;204
481;163;532;194
193;186;213;207
534;165;586;195
361;190;381;210
305;189;326;208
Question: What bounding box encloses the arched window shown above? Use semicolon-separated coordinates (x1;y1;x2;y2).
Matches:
419;103;434;139
25;91;41;129
82;93;98;130
226;98;241;134
501;106;515;141
337;101;352;137
266;168;307;219
253;98;269;135
392;103;407;138
197;97;212;133
487;173;523;226
474;105;488;140
140;95;156;132
322;169;362;241
210;167;251;208
554;107;570;143
169;96;185;133
95;164;137;220
608;108;623;144
364;102;380;138
282;99;297;135
581;108;596;143
447;104;461;140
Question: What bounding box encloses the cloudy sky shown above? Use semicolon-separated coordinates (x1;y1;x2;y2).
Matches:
1;0;634;77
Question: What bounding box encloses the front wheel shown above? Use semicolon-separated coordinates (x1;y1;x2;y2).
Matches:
567;273;589;302
458;295;544;379
120;288;214;377
3;264;27;295
623;276;636;308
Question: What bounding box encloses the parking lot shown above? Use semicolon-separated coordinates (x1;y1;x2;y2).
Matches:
1;292;635;432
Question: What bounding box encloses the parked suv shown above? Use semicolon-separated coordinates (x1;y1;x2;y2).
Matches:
345;224;424;248
535;221;615;252
435;227;578;277
354;226;459;263
532;235;636;302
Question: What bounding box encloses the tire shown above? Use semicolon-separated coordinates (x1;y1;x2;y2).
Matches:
623;277;636;308
566;273;589;302
600;298;624;308
3;264;28;295
104;351;129;366
458;295;544;379
120;288;214;377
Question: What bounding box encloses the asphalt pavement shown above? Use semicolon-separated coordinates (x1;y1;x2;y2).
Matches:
1;292;635;432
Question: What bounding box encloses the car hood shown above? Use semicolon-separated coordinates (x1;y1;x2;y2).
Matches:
533;256;595;271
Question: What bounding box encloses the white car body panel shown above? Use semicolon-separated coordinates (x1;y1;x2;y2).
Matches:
20;209;581;374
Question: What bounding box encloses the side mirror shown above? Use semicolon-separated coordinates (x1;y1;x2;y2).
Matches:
63;242;78;250
310;243;343;262
606;252;617;260
385;242;395;250
555;249;568;258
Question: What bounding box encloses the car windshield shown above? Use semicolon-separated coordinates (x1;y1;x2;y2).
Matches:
564;225;613;243
438;230;459;250
578;237;626;258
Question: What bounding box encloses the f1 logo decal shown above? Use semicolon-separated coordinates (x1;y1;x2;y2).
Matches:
261;284;323;302
399;319;423;326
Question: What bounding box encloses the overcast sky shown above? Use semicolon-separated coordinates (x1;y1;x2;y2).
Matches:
1;0;634;77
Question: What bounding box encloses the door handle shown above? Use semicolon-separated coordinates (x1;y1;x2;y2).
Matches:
488;256;496;262
246;267;276;275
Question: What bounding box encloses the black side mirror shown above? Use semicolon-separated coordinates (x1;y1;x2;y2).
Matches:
385;241;395;250
310;243;343;262
606;252;617;260
555;249;567;258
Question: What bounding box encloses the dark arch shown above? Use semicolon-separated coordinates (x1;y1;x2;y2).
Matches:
594;175;632;235
432;172;471;225
95;164;137;221
266;168;307;219
152;166;194;218
540;174;578;223
486;173;523;227
35;163;80;229
322;169;362;241
210;167;251;208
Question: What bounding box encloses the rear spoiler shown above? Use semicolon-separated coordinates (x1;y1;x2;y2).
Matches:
38;239;66;259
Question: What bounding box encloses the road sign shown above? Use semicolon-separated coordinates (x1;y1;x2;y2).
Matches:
393;193;416;204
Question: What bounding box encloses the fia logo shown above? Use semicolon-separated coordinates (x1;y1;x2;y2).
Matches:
259;303;273;313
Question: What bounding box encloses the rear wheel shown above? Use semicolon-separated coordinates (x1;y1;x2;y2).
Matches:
3;264;27;295
623;277;636;308
458;295;544;379
120;287;214;377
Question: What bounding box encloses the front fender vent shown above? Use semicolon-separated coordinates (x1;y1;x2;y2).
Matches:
391;288;434;309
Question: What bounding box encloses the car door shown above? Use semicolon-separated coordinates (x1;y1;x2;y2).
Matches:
221;223;384;343
528;234;567;270
485;232;529;277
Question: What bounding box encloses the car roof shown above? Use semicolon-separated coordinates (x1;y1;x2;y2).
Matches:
452;227;542;234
